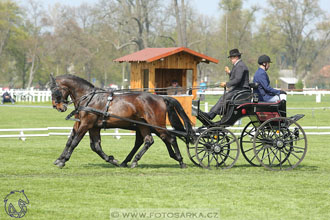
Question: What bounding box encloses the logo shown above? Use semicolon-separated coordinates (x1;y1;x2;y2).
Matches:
4;190;29;218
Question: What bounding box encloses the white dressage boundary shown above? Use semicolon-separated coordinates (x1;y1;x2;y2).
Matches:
0;88;329;103
1;126;330;141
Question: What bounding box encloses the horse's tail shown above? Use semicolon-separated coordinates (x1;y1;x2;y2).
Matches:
163;96;195;140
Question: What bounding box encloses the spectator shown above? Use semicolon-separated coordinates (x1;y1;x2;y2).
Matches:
1;91;15;104
167;80;183;95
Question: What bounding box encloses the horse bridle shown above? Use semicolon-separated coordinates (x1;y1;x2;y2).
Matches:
50;83;71;106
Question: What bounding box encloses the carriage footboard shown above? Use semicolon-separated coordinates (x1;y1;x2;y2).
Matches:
289;114;305;122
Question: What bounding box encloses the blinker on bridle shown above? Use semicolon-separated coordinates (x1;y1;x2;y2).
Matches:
52;87;69;105
50;79;70;105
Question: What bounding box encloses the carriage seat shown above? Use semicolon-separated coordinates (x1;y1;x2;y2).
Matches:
229;83;258;105
230;89;251;105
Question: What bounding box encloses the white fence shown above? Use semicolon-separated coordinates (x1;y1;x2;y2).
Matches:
1;126;329;141
198;90;330;103
0;88;51;102
1;88;330;103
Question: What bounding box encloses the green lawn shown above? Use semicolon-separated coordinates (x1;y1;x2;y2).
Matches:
1;97;330;219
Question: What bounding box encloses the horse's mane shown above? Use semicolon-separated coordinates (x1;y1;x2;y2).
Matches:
58;74;95;88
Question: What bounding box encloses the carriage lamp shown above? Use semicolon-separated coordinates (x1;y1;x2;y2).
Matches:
241;109;246;115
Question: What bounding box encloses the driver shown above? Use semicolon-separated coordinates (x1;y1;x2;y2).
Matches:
203;48;249;120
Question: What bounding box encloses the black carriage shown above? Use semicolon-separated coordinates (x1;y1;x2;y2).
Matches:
186;83;307;171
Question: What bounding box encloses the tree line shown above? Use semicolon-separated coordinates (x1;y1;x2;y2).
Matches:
0;0;330;89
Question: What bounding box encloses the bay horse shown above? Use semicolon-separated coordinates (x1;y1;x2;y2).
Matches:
49;74;194;168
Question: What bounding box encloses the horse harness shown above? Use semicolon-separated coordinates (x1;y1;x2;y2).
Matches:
65;89;113;129
64;89;188;137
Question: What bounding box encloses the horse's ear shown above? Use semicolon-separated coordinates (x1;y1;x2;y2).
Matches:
49;74;56;87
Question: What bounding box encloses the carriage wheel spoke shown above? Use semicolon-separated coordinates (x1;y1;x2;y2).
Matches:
200;151;208;162
255;144;267;155
221;152;235;161
269;148;279;167
226;138;236;146
279;149;282;169
208;153;215;167
284;138;305;145
279;149;293;167
196;148;205;155
260;147;273;162
214;154;221;167
291;145;305;152
218;153;227;167
243;146;254;153
270;147;281;165
289;151;303;160
284;153;293;167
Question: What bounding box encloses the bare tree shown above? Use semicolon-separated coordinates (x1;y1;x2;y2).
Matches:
26;0;44;88
173;0;187;47
99;0;162;51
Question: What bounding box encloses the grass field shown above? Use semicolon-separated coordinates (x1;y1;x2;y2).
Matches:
1;96;330;220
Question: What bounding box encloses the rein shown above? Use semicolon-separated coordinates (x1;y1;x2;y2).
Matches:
62;87;189;138
109;83;222;94
65;88;114;125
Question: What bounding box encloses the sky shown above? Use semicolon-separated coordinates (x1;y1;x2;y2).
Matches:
23;0;330;17
16;0;330;17
193;0;330;17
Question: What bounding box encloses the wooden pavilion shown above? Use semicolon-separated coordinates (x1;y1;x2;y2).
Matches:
114;47;218;124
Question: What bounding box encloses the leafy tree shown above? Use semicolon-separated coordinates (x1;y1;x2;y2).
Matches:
266;0;330;78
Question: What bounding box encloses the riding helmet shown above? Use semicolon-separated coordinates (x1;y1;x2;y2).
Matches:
258;55;272;65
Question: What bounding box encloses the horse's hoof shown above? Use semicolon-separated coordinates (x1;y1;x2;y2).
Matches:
180;163;187;169
109;159;119;167
53;159;61;165
131;161;138;168
56;161;65;169
120;162;128;168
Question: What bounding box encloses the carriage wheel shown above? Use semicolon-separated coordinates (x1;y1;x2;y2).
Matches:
253;117;307;171
195;127;240;169
186;128;206;167
186;142;201;167
240;121;261;166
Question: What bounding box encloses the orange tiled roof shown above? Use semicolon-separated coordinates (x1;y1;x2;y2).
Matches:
113;47;218;63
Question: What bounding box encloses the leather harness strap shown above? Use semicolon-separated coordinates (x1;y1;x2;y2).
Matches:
102;91;113;129
65;90;114;130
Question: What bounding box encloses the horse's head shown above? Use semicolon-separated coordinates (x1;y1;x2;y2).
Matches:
49;74;70;112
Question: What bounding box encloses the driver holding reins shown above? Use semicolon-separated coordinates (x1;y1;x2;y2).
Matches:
203;48;250;120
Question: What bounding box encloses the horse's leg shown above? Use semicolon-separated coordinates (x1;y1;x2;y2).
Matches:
120;129;144;167
54;121;79;166
89;128;119;166
55;123;89;168
131;127;154;168
159;131;187;168
155;133;178;161
170;137;187;168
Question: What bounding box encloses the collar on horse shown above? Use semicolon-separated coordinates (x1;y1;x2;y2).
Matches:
65;89;114;127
